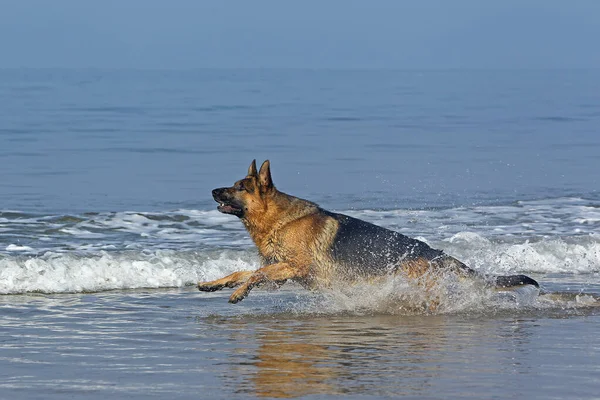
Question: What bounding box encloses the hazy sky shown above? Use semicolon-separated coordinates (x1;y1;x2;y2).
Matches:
1;0;599;69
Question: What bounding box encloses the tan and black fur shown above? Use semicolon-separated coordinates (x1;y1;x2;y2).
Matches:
198;160;539;304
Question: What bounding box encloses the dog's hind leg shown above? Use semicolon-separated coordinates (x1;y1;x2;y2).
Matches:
229;263;307;304
198;271;254;292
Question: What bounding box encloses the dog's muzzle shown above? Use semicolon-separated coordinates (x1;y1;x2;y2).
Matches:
212;188;244;217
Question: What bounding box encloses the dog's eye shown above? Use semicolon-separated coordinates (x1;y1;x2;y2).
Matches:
236;182;254;193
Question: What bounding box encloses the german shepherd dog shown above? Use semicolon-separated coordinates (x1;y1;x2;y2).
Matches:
198;160;539;305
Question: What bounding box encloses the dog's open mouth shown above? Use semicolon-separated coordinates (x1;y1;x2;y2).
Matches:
212;187;245;217
217;202;243;216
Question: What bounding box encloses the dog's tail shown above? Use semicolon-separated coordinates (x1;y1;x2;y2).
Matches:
439;256;540;290
494;274;539;289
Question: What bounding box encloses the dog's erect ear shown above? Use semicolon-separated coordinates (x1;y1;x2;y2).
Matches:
258;160;274;190
247;159;258;177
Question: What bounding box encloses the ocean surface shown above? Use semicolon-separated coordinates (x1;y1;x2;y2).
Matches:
1;68;600;399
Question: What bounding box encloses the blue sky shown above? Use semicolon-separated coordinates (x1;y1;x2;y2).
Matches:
1;0;599;69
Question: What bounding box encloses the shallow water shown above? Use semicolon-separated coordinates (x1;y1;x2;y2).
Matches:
1;68;600;398
1;287;600;399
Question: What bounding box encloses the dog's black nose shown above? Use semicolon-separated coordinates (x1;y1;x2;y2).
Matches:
212;188;226;201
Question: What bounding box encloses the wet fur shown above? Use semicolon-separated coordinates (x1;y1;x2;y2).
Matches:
199;160;539;305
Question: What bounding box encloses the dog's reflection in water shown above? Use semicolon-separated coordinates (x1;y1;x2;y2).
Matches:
227;315;450;398
252;330;336;398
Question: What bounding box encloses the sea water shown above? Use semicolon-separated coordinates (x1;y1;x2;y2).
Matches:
1;68;599;398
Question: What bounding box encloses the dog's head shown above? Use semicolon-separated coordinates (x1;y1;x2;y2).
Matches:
212;160;275;219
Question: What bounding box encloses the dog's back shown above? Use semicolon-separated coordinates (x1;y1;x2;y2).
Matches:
325;211;445;275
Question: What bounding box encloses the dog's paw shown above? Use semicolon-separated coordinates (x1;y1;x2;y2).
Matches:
229;287;248;303
197;282;223;292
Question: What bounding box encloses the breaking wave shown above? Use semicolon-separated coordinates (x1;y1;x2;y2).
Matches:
0;249;259;295
0;197;599;299
0;234;598;295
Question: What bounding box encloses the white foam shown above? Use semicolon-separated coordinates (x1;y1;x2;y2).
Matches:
6;244;34;252
59;228;106;238
440;232;600;274
347;197;600;239
0;250;259;295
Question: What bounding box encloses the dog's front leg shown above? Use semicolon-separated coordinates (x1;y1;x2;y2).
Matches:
229;263;305;303
198;270;254;292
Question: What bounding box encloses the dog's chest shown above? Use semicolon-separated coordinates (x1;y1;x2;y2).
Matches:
257;234;289;263
259;229;315;266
